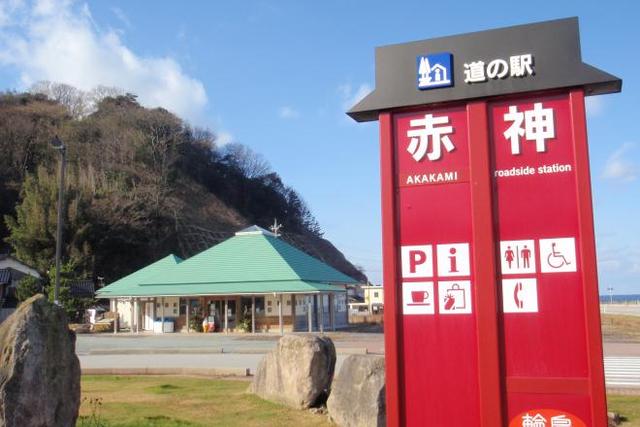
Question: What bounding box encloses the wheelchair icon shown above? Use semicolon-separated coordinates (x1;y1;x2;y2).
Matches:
547;242;571;269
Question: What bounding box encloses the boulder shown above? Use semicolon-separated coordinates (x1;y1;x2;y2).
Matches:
608;412;621;427
327;355;385;427
0;294;81;427
250;334;336;409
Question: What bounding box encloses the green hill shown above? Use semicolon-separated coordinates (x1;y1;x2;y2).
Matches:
0;91;366;284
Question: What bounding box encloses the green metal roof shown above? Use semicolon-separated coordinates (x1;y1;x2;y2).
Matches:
146;233;357;286
97;280;344;297
96;254;182;296
97;230;356;298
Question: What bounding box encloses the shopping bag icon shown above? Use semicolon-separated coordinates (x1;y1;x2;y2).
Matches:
444;283;466;311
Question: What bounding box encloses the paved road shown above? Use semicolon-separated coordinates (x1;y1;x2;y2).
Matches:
604;357;640;388
76;333;637;357
80;353;349;375
603;342;640;357
601;304;640;317
77;332;373;376
76;332;384;355
77;333;640;388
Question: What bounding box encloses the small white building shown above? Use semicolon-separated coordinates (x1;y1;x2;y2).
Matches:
98;226;356;334
349;285;384;314
0;255;41;322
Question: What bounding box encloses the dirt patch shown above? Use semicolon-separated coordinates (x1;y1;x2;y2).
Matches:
602;315;640;343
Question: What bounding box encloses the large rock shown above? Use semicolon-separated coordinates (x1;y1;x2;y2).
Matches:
0;294;81;427
327;355;385;427
250;334;336;409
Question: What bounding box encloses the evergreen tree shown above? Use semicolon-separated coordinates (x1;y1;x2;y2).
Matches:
4;166;93;274
46;261;94;322
15;275;42;302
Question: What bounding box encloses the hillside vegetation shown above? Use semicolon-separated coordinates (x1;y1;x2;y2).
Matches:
0;90;366;284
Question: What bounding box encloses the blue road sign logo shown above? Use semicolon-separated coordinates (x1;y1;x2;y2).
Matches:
417;52;453;90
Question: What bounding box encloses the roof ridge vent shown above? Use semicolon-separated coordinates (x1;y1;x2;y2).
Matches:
235;225;276;237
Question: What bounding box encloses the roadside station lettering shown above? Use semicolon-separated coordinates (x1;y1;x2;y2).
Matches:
406;113;455;161
405;171;458;185
494;163;572;178
510;409;586;427
464;53;534;84
504;103;555;155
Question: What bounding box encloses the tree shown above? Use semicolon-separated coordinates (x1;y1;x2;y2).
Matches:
4;167;94;274
29;81;124;118
15;275;42;302
221;143;271;178
46;261;94;322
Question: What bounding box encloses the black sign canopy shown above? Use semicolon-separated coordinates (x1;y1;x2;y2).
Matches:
348;17;621;122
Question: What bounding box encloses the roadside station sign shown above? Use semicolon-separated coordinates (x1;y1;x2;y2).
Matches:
348;18;621;427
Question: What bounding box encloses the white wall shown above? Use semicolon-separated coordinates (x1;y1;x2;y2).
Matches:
114;298;133;329
114;297;179;330
264;294;292;317
155;297;180;318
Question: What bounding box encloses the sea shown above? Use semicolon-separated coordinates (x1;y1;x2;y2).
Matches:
599;294;640;304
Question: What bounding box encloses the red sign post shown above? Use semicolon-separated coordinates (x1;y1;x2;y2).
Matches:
350;18;621;427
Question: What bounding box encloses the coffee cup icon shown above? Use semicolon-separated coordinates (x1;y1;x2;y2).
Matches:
411;290;429;304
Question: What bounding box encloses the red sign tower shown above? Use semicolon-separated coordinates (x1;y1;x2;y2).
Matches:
348;18;621;427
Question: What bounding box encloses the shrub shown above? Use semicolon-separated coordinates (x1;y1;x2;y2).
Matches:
16;275;42;302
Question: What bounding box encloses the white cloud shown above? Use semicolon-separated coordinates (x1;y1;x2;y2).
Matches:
278;106;300;119
338;82;372;110
598;242;640;278
111;7;131;29
602;142;638;182
0;0;208;124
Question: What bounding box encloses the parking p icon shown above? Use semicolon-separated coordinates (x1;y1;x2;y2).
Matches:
401;245;433;278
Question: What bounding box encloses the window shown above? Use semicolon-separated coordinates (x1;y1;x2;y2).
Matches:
256;297;265;313
240;297;265;315
374;292;379;298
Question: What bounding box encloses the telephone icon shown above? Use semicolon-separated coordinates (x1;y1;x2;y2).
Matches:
513;282;523;309
502;278;538;313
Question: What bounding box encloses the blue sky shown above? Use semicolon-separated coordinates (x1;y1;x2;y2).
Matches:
0;0;638;294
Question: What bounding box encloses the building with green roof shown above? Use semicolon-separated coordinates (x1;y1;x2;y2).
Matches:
97;226;357;334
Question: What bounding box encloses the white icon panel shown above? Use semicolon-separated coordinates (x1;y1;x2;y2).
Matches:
402;282;435;315
539;238;577;273
502;278;538;313
401;245;433;278
436;243;470;277
499;239;536;274
438;281;472;314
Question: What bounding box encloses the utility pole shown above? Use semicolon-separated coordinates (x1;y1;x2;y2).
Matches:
50;136;66;305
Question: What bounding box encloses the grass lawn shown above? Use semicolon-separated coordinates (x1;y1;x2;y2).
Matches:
608;394;640;427
80;375;640;427
79;376;331;427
